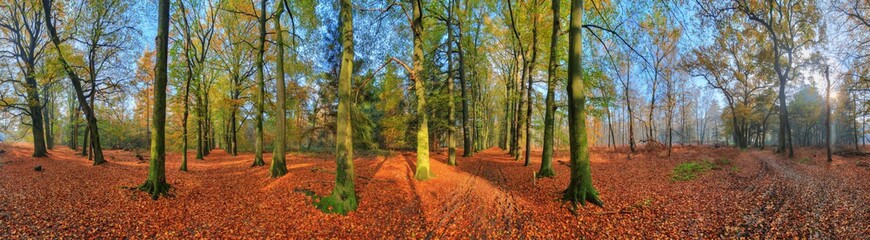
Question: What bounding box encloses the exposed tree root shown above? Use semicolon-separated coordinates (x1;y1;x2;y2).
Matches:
138;179;170;200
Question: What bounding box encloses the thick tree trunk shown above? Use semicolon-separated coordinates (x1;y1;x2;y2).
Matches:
563;0;603;210
252;0;267;167
539;0;559;178
270;1;288;178
315;0;358;214
412;0;433;181
140;0;171;200
25;73;47;157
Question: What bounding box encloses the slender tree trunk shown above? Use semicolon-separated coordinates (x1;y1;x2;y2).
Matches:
82;121;89;156
607;106;616;149
523;12;539;166
270;1;288;177
69;98;78;150
446;1;457;166
43;85;54;150
539;0;559;178
458;15;472;158
564;0;602;210
139;0;171;200
825;67;832;162
196;89;204;160
412;0;433;181
252;0;267;167
315;0;358;214
855;95;861;152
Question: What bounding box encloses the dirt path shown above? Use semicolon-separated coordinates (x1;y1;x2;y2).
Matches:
734;151;869;238
410;148;531;239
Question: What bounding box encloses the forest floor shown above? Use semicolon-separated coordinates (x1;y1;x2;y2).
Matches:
0;142;868;238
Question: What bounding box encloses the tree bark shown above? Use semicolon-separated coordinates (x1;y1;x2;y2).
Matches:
825;66;832;162
446;0;457;166
523;12;539;166
252;0;267;167
563;0;603;210
539;0;559;178
412;0;433;181
271;0;289;177
139;0;171;200
315;0;358;214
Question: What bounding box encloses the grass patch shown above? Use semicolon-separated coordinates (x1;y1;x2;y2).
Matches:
672;158;733;181
797;157;812;164
671;161;714;181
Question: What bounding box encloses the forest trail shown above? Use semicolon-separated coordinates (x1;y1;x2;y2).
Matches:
407;147;531;239
733;150;869;238
0;142;867;238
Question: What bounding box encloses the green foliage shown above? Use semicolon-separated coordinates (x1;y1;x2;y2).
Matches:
672;158;734;181
671;161;714;181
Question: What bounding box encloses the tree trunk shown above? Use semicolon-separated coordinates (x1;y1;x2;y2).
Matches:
412;0;433;181
139;0;171;200
446;1;457;166
271;1;288;178
458;13;472;158
252;0;267;167
25;72;48;157
825;67;832;162
563;0;603;210
43;85;54;150
315;0;358;214
539;0;559;178
523;12;539;166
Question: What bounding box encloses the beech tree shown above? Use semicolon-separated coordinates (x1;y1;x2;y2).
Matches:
563;0;603;211
315;0;357;214
139;0;171;200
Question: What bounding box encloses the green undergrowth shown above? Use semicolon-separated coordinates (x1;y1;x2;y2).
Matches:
797;157;813;164
671;158;733;181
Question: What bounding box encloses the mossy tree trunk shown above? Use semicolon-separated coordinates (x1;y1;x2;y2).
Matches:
139;0;171;200
446;0;457;166
252;0;267;167
270;0;288;178
315;0;358;214
539;0;560;178
412;0;433;181
563;0;603;211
